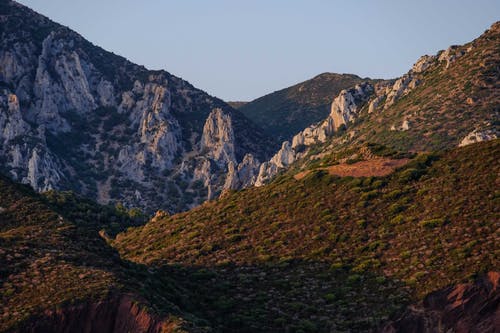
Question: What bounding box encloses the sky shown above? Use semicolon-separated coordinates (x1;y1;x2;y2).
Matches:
17;0;500;101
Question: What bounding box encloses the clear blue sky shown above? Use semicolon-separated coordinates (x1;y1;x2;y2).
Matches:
17;0;500;101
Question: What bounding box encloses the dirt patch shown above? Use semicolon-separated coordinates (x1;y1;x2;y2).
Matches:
294;158;410;180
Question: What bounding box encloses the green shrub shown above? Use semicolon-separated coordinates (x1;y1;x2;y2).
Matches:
390;215;405;225
387;203;407;215
357;219;368;229
419;218;447;229
383;189;403;200
398;168;425;183
324;293;336;302
361;190;379;201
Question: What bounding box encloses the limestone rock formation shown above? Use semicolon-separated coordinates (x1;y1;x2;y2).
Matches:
201;108;236;165
459;128;498;147
0;1;274;213
252;83;374;187
438;45;467;69
329;82;374;130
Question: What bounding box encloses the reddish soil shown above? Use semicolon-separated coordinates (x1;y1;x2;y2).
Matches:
380;272;500;333
294;158;410;180
20;294;178;333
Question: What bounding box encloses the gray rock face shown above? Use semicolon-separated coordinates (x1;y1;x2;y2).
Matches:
329;82;374;130
459;129;498;147
201;108;236;165
250;82;375;187
438;45;466;69
0;1;274;213
412;55;437;73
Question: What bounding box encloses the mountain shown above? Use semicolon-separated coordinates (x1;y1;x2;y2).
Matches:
226;101;247;109
239;73;369;141
115;139;500;332
0;0;277;213
112;22;500;332
2;138;497;332
241;22;500;187
1;1;499;332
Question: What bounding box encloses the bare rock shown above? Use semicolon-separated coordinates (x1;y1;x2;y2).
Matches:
380;272;500;333
459;129;498;147
201;108;236;165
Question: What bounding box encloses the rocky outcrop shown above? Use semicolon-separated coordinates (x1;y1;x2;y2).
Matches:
383;74;420;110
254;141;296;187
223;153;260;190
380;272;500;333
329;82;374;130
20;294;193;333
200;108;236;165
0;1;274;213
438;45;466;69
459;129;498;147
288;82;374;150
368;95;384;114
250;83;374;186
412;55;437;73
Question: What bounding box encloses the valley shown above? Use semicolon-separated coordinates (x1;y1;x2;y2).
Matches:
0;1;498;332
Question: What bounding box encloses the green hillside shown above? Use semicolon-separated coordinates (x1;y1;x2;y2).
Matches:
115;140;499;332
341;22;500;153
0;175;207;332
239;73;369;140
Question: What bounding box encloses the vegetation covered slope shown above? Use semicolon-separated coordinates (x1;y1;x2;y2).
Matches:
115;140;499;332
239;73;368;141
0;175;209;332
344;22;500;152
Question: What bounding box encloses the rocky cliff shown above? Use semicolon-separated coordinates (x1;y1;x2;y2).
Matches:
381;272;500;333
237;22;500;187
0;0;275;213
243;82;375;187
239;72;367;141
20;294;191;333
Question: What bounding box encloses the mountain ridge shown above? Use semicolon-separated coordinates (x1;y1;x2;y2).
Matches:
0;0;277;213
0;2;498;332
233;21;499;188
239;72;372;141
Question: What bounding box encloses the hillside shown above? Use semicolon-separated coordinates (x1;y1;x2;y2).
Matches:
115;140;500;332
244;22;500;188
1;2;499;332
0;173;214;332
239;73;368;141
351;24;500;152
0;0;277;213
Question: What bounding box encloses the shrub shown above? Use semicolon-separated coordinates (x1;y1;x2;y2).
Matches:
419;218;447;229
387;203;407;215
400;250;411;259
398;168;425;183
383;189;403;200
390;215;405;225
324;293;336;302
357;219;368;229
361;190;379;201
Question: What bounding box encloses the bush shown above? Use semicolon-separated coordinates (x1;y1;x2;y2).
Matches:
390;215;405;225
323;293;336;302
398;168;425;183
383;189;403;200
419;218;447;229
387;203;407;215
361;190;379;201
357;219;368;229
